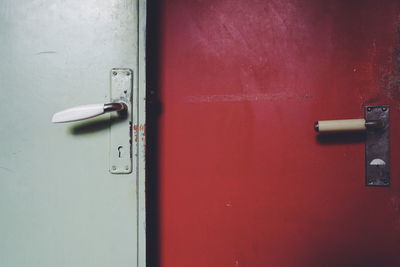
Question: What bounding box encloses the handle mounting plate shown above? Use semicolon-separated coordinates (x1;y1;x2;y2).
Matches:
365;105;390;186
109;68;133;174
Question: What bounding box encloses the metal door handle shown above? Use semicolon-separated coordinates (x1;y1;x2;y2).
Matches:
313;105;390;187
52;68;133;174
52;102;127;123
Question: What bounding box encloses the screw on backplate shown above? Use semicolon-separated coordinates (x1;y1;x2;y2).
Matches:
126;71;130;76
382;107;387;111
367;107;372;112
125;166;129;170
113;71;117;76
112;166;117;171
368;179;374;184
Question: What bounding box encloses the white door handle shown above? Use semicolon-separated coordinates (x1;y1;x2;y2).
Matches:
52;102;127;123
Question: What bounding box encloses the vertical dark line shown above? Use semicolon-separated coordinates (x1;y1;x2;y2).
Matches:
146;0;163;266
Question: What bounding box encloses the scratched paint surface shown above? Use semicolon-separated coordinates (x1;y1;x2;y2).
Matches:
156;0;400;266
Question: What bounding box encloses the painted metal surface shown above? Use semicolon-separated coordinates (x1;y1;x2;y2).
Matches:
152;0;400;266
110;68;134;174
0;0;146;266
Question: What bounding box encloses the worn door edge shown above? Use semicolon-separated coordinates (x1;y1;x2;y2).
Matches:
137;0;147;266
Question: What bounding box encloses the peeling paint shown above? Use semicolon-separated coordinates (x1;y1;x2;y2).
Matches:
133;124;146;144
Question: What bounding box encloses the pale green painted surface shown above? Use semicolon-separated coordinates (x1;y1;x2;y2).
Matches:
0;0;146;266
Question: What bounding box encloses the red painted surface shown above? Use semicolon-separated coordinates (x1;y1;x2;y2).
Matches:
156;0;400;266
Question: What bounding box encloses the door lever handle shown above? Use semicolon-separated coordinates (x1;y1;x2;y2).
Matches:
52;102;127;123
314;118;384;132
314;105;389;187
52;68;133;174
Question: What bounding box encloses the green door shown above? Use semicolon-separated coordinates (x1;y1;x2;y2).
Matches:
0;1;146;266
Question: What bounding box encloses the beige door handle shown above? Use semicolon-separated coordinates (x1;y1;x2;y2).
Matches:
314;118;384;132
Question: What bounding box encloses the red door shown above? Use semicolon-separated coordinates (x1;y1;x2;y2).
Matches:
148;0;400;266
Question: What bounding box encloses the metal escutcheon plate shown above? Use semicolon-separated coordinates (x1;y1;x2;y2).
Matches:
365;105;390;186
109;68;133;174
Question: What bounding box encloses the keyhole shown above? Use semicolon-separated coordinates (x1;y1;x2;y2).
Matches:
118;146;123;158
